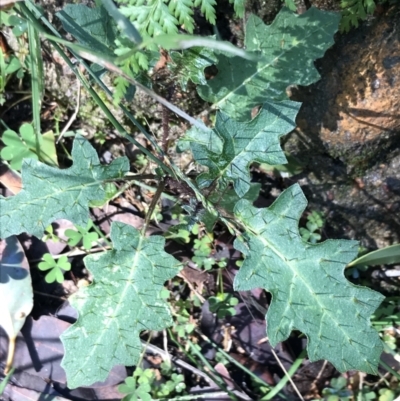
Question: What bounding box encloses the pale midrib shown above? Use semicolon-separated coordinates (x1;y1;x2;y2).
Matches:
217;117;280;182
212;26;330;111
7;178;107;212
83;234;145;371
256;228;359;356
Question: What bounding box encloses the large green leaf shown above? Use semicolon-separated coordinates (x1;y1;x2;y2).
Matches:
233;184;384;373
183;100;300;197
0;135;129;239
56;4;118;56
197;7;340;121
60;222;182;388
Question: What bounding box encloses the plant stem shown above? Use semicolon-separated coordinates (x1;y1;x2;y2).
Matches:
261;349;307;400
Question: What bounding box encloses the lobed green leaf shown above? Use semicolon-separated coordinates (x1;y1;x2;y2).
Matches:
0;135;129;239
61;222;182;388
197;7;340;121
56;4;118;56
233;184;384;373
183;100;300;197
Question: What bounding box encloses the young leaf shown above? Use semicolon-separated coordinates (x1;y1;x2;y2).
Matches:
184;100;300;196
0;135;129;239
65;221;99;250
60;222;182;388
197;7;340;121
38;254;71;283
200;183;261;231
233;184;384;374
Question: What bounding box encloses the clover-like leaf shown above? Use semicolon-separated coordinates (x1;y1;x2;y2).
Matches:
197;7;340;121
184;100;300;197
0;135;129;239
233;184;384;374
65;221;99;250
60;222;182;388
38;254;71;283
1;125;38;170
0;124;58;170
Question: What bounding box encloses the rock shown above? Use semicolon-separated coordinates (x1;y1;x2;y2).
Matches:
288;6;400;176
282;7;400;253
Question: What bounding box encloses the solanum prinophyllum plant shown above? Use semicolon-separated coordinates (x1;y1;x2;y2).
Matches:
0;0;385;389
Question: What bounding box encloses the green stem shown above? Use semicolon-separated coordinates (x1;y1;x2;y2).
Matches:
261;349;307;400
100;0;142;44
26;19;43;154
19;1;174;177
167;329;240;400
380;359;400;381
90;222;112;248
186;340;241;401
197;332;278;395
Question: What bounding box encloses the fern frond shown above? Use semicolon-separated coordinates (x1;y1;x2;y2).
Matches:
169;0;195;32
340;0;377;32
194;0;216;24
116;0;221;37
113;37;150;103
229;0;245;17
113;0;240;101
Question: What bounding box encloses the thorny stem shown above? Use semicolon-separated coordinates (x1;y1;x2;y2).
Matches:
142;178;166;234
261;349;307;400
162;106;170;154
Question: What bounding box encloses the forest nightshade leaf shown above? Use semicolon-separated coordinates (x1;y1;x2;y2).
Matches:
168;47;217;91
60;222;182;388
0;135;129;239
184;100;300;197
197;7;340;121
233;184;385;374
57;4;118;56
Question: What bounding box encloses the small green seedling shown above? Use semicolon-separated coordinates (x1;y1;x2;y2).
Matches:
209;293;239;318
192;232;223;271
118;365;186;400
38;254;71;283
174;309;196;338
1;123;40;170
322;377;352;401
65;221;99;250
93;131;108;145
300;210;325;244
118;368;153;401
378;388;397;401
157;372;186;397
42;225;60;243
